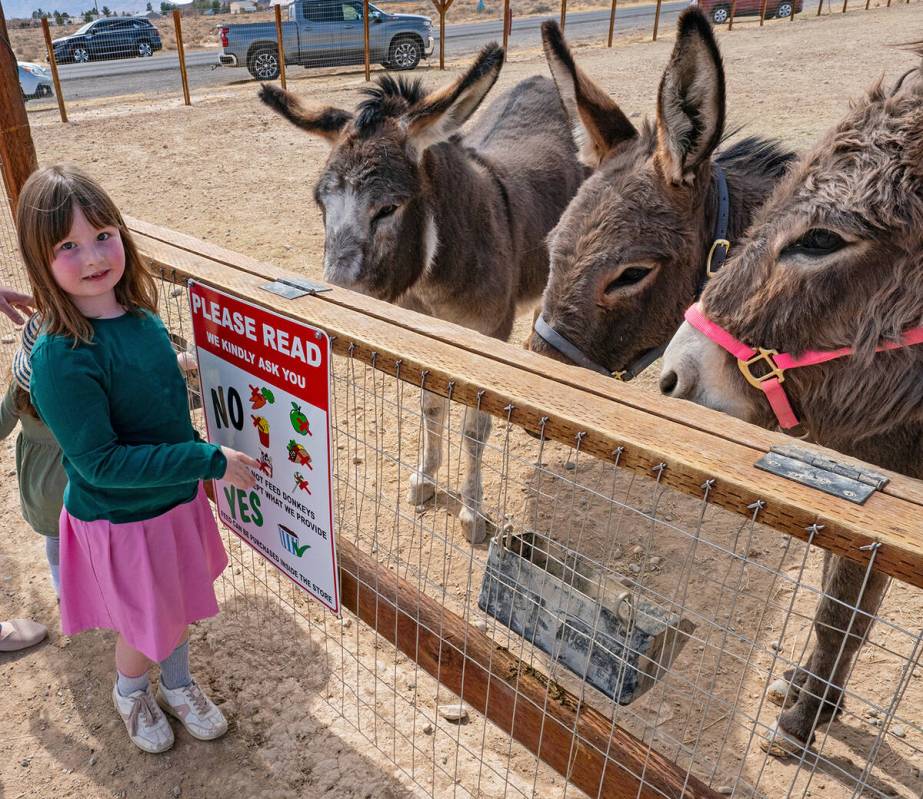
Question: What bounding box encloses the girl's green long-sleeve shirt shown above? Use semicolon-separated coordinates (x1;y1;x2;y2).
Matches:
0;385;66;536
30;310;227;524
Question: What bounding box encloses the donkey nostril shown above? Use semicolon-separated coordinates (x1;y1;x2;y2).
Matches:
659;370;679;396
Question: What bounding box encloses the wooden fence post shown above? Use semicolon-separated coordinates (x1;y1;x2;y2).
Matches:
790;0;796;19
817;0;824;15
502;0;511;53
652;0;662;39
439;1;446;69
729;0;737;28
607;0;618;46
560;0;567;30
40;17;67;123
173;9;191;106
842;0;848;12
362;0;370;81
274;4;288;88
0;3;38;211
759;0;768;24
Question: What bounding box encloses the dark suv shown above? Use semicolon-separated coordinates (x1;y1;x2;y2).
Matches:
51;18;163;64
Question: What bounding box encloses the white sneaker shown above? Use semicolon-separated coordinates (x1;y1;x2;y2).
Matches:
156;680;228;741
112;682;174;754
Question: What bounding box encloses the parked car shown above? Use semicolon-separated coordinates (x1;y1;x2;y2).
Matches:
19;61;54;100
218;0;434;79
690;0;801;23
51;17;163;64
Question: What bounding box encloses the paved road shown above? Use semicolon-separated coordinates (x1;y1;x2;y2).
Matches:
40;1;690;103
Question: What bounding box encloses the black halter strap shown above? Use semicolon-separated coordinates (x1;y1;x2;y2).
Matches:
532;163;731;381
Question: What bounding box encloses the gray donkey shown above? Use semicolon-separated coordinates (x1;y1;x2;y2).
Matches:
259;46;583;543
662;49;923;756
528;14;795;381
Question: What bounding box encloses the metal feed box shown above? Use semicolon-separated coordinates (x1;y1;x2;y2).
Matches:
478;531;695;705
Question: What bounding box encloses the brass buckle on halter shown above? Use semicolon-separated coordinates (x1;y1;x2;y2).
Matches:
612;370;626;381
738;348;785;389
706;239;731;277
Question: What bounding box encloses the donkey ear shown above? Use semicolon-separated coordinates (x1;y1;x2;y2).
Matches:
259;83;353;144
542;21;637;168
654;8;726;185
402;44;504;158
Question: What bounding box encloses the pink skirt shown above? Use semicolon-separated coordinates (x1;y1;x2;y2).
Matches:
59;485;228;662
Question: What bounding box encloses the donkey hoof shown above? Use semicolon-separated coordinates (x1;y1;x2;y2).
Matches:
459;507;487;545
407;474;436;506
767;677;797;708
759;722;813;760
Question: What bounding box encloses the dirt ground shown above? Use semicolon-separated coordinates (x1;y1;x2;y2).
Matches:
3;4;923;799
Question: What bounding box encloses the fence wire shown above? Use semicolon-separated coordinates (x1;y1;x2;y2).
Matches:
148;265;923;799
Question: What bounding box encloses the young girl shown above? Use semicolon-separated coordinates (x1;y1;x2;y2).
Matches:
0;313;67;599
18;164;259;754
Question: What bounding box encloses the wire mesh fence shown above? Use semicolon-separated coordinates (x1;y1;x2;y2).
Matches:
139;243;923;799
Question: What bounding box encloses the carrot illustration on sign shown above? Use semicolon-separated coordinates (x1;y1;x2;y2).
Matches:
249;384;275;409
293;472;311;494
287;440;312;467
289;402;311;436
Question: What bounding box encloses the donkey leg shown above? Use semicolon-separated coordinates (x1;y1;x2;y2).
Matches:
407;389;447;506
458;407;492;544
766;553;888;755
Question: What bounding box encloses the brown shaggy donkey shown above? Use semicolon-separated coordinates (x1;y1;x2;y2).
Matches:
527;12;795;380
259;46;583;542
661;48;923;756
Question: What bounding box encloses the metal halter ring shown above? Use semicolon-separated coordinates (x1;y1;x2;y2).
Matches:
737;348;785;389
706;239;731;278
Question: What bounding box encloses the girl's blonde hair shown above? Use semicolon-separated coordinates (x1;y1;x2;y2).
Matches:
16;164;157;343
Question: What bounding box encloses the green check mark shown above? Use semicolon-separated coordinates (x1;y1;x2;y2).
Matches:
293;542;311;557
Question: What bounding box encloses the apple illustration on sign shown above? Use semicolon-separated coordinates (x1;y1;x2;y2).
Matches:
290;402;312;436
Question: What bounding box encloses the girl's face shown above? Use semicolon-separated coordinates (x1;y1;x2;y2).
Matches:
50;205;126;316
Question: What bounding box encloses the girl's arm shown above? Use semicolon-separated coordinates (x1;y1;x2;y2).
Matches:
0;385;20;441
31;342;227;490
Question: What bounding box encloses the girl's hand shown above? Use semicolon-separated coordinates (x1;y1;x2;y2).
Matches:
220;447;260;490
177;352;198;374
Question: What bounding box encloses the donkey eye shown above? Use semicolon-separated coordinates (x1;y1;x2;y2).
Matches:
372;205;399;225
604;266;653;294
782;228;848;258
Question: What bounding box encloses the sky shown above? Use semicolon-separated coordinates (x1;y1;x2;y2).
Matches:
4;0;192;19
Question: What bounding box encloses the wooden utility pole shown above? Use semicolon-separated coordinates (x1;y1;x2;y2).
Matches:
0;2;39;212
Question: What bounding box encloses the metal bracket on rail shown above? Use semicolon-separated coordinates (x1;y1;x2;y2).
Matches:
755;445;890;504
260;277;333;300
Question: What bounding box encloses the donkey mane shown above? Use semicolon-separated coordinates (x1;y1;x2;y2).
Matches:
714;135;796;180
356;76;426;134
629;120;794;181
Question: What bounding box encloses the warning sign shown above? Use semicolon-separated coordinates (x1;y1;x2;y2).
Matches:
189;281;339;613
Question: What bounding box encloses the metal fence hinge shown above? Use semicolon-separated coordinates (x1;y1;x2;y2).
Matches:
755;444;889;505
260;277;332;300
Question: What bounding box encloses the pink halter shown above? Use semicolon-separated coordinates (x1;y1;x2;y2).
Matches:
683;304;923;430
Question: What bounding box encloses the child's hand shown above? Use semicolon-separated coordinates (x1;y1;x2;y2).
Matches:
177;352;198;374
221;447;260;490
